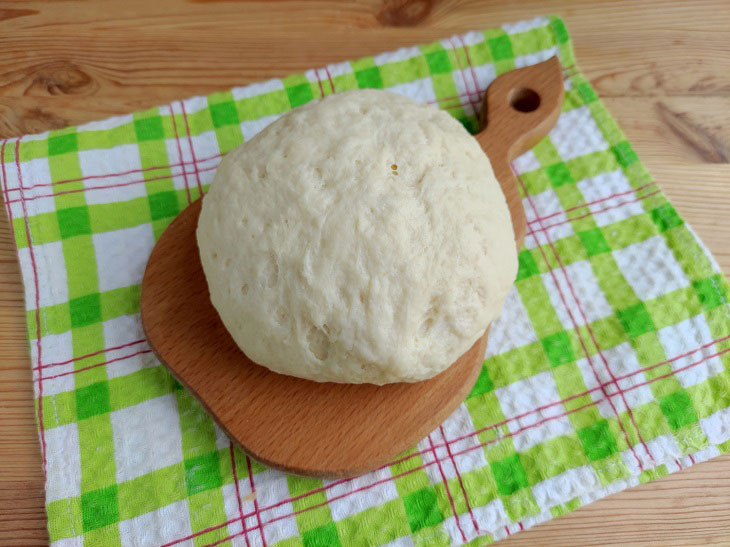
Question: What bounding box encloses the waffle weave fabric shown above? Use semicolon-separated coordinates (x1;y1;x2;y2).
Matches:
2;15;730;546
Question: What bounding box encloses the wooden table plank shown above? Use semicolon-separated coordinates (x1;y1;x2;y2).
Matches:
1;1;728;544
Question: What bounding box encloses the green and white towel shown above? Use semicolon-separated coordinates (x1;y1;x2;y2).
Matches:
3;15;730;546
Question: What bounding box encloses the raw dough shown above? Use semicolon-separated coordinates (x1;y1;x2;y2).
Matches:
196;89;517;384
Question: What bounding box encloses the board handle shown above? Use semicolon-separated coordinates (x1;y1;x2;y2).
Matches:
475;56;565;250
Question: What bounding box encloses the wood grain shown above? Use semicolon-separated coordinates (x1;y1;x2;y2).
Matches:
1;0;729;544
140;58;560;477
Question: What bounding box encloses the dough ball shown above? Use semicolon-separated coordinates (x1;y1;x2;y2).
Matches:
196;89;517;385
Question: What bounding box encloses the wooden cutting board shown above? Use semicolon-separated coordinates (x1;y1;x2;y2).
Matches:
140;57;564;478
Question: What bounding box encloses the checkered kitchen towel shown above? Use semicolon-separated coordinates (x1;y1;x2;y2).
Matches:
3;15;730;546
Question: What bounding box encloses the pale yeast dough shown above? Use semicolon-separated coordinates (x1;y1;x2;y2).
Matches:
197;89;517;384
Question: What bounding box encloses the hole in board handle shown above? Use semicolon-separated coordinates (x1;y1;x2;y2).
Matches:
509;88;541;113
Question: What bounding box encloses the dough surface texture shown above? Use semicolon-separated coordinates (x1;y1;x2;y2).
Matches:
196;89;518;384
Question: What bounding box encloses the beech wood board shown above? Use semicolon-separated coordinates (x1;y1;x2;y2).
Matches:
140;58;564;478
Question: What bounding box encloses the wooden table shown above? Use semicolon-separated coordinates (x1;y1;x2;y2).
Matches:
1;1;728;544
